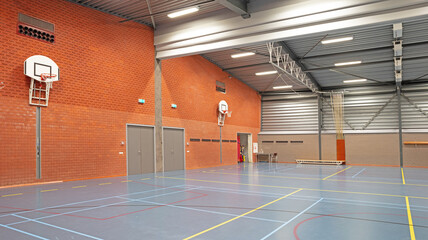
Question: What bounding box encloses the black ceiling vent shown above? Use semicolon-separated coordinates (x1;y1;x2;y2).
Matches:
17;13;55;44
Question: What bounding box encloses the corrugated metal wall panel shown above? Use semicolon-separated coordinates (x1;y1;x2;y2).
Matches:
262;97;318;131
402;84;428;129
322;92;398;131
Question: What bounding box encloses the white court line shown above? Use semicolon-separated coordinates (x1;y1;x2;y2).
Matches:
260;198;323;240
12;215;102;240
8;186;199;226
0;184;186;218
0;223;49;240
117;196;286;224
352;168;366;178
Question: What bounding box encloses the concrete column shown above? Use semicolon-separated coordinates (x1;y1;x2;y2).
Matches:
397;83;403;167
155;58;163;172
318;94;323;160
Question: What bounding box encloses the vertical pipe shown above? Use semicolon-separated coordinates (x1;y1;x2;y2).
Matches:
397;84;403;167
220;126;222;163
36;107;41;179
155;58;163;172
318;94;323;160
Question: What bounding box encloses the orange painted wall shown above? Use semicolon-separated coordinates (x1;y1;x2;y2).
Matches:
0;0;260;186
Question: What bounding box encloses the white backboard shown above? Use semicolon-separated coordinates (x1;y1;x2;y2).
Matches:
219;100;228;114
24;55;59;81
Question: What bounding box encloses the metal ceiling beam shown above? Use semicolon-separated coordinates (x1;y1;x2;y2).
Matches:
278;41;321;90
301;41;428;60
217;0;250;18
155;1;428;59
305;55;428;72
223;62;270;71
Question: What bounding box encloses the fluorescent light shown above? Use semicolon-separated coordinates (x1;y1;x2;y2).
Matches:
343;79;367;83
231;52;255;58
255;71;277;76
322;36;353;44
273;85;293;89
168;7;199;18
334;61;362;66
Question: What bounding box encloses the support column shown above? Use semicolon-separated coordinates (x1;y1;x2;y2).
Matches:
36;107;41;179
155;58;163;172
397;83;403;167
318;94;323;160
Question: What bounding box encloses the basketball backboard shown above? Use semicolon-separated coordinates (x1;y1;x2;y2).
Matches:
24;55;59;81
219;100;228;114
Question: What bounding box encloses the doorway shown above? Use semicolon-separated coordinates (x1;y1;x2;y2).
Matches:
163;127;185;171
127;124;155;175
237;133;253;163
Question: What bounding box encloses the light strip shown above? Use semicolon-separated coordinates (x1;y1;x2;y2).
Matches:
343;79;367;83
231;52;255;58
167;7;199;18
322;36;353;44
334;61;362;66
255;71;277;76
273;85;293;89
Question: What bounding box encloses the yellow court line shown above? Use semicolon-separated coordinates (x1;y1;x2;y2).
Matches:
159;176;428;200
72;185;87;189
183;189;302;240
402;168;406;185
1;193;23;197
121;180;133;183
202;170;428;187
406;196;416;240
99;182;112;185
322;166;352;180
40;189;58;192
140;178;150;180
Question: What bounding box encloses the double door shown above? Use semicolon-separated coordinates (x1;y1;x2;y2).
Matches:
127;125;155;175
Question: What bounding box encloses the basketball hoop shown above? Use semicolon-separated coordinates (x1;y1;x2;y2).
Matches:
40;73;57;82
218;100;229;127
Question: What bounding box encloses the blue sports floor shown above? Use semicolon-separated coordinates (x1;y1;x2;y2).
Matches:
0;163;427;239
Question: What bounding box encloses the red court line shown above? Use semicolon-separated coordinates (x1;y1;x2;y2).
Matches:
293;212;428;240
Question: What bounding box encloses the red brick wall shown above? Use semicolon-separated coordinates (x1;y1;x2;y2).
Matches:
0;0;260;186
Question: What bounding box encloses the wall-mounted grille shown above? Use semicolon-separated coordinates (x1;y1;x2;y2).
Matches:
216;81;226;93
290;141;303;143
262;141;274;143
276;141;288;143
18;14;55;44
212;139;220;142
222;140;230;142
190;138;200;142
202;139;211;142
230;140;237;142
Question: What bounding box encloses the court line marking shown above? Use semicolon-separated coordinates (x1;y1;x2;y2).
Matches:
405;197;416;240
183;189;302;240
260;198;323;240
13;215;103;240
402;168;406;185
118;197;286;224
121;180;132;183
0;223;49;240
323;166;352;180
72;185;87;189
159;176;428;200
98;182;112;185
200;171;428;187
352;168;366;178
8;187;202;225
40;189;58;193
140;178;150;180
1;193;23;197
0;184;187;218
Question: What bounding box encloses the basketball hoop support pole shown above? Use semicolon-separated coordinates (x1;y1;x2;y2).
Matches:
220;126;222;164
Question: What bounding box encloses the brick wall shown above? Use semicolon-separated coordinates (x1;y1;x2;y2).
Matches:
0;0;260;186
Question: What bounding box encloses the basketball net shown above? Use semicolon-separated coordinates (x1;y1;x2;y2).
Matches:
330;92;344;140
218;111;227;127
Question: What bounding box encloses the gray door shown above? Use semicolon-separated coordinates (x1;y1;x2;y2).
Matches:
127;125;155;175
164;128;185;172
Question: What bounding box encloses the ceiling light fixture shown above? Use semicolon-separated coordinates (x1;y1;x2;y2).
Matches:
343;79;367;83
255;71;277;76
231;52;255;58
334;61;362;66
167;7;199;18
273;85;293;89
321;36;353;44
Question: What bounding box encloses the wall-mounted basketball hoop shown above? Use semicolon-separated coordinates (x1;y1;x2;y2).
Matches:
24;55;59;107
218;100;229;126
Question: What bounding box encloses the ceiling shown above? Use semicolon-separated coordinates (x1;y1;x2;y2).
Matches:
67;0;428;93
